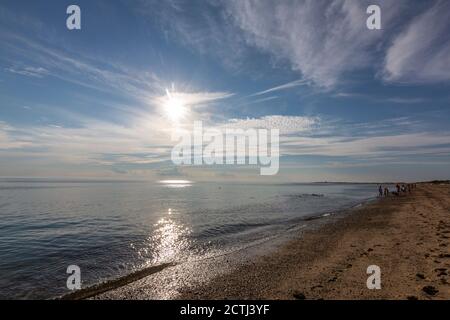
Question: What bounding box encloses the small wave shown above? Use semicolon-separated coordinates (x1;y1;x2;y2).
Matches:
197;221;272;238
290;193;325;198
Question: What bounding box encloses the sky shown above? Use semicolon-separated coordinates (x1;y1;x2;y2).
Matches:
0;0;449;182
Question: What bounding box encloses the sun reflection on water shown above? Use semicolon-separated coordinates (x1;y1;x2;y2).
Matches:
158;180;193;188
135;213;192;265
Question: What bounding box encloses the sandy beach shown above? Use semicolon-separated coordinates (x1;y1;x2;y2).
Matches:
88;183;449;300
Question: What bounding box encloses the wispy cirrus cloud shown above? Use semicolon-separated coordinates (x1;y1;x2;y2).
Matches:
282;132;450;158
249;79;308;97
383;0;450;83
384;97;428;104
0;111;173;166
0;31;164;102
333;92;429;105
222;0;407;88
5;66;49;78
175;0;400;88
136;0;449;89
1;29;235;119
0;121;32;149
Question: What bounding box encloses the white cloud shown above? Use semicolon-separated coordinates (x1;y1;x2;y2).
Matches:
249;79;308;96
2;113;450;178
222;0;403;88
137;1;450;88
0;122;31;149
282;132;450;158
383;0;450;83
384;97;427;104
224;115;319;134
0;87;234;172
5;66;49;78
133;0;250;70
0;111;173;166
1;31;164;102
211;115;450;161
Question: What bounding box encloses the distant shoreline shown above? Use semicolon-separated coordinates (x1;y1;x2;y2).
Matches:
4;177;448;185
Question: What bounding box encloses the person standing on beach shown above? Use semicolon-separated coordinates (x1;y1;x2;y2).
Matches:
396;184;401;194
379;185;383;197
384;187;389;197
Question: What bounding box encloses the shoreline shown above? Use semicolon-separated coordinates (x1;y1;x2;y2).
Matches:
61;194;375;300
176;183;449;300
88;183;449;299
60;263;176;300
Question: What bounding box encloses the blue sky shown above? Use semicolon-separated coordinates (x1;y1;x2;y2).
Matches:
0;0;449;182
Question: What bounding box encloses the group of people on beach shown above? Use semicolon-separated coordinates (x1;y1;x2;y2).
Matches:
378;183;417;197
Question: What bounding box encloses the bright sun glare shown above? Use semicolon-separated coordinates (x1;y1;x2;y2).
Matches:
164;89;187;122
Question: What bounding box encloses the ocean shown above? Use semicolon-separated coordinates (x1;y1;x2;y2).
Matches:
0;179;379;299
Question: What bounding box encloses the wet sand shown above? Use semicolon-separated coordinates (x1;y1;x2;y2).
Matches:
92;183;449;300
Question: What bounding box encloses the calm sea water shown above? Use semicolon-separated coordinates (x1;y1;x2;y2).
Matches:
0;179;378;299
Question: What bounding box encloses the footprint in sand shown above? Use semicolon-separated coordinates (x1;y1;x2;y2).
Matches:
328;276;338;282
435;268;447;276
293;291;306;300
422;286;439;296
416;273;426;280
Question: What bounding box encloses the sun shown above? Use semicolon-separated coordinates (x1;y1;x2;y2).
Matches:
164;90;187;123
165;97;186;122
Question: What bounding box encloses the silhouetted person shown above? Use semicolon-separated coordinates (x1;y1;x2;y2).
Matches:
378;185;383;197
384;187;389;197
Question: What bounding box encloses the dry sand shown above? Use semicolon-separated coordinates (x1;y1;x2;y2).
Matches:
91;183;449;300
